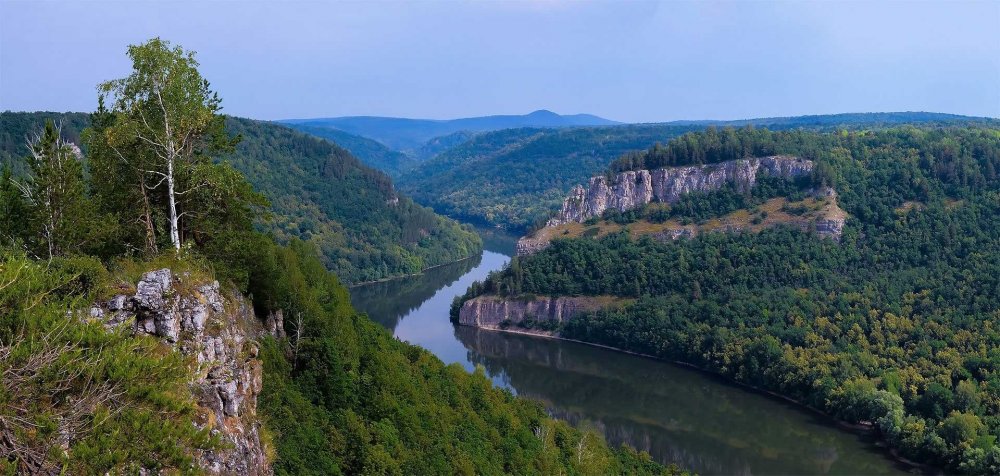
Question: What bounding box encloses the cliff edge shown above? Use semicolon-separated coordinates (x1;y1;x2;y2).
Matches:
91;269;271;475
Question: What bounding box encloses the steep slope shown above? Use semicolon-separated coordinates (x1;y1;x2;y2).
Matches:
455;126;1000;474
222;117;481;284
516;157;846;255
281;123;419;177
0;112;481;284
91;267;270;474
280;109;619;151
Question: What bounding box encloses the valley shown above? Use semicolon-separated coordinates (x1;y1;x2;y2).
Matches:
350;233;911;475
2;3;997;472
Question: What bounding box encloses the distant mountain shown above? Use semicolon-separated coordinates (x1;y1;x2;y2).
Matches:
656;111;995;128
282;124;419;178
280;109;620;151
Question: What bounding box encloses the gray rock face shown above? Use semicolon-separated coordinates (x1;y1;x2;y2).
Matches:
548;156;813;226
96;269;270;475
458;295;609;329
515;236;553;256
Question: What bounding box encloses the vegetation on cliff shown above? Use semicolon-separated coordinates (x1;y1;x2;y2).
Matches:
0;38;680;475
458;126;1000;473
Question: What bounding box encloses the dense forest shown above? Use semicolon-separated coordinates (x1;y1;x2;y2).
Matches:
0;38;681;475
458;126;1000;473
397;124;707;231
282;109;617;152
221;118;481;283
395;113;998;232
0;112;481;284
282;123;419;178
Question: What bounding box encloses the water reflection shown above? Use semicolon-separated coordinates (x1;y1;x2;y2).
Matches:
455;327;910;476
349;228;910;475
349;254;482;329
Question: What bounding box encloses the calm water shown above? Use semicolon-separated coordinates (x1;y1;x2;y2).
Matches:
350;232;912;475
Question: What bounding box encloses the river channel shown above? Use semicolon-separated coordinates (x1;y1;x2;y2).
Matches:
349;233;912;475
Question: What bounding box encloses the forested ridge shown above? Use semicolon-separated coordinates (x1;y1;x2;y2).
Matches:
0;38;682;474
458;126;1000;473
397;125;707;231
0;112;482;284
281;123;419;178
395;113;997;233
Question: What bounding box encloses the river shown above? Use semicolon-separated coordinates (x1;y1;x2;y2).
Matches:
349;232;913;475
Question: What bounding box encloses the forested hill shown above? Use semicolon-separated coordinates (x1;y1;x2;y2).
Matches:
395;124;709;231
282;123;420;177
457;126;1000;474
395;112;998;232
281;109;619;151
657;111;997;129
0;111;481;283
0;39;683;474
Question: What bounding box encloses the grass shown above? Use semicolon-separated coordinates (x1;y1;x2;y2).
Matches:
532;195;848;244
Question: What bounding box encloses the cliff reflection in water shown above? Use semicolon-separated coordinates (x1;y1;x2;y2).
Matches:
455;326;909;476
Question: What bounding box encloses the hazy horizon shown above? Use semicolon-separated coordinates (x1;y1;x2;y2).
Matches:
2;1;998;122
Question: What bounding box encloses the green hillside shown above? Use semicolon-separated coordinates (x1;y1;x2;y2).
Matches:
222;117;481;283
0;111;481;283
396;125;706;231
283;123;419;178
458;126;1000;473
280;109;619;151
0;38;680;475
397;112;998;232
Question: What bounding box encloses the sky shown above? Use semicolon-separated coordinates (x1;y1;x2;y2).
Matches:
1;0;998;123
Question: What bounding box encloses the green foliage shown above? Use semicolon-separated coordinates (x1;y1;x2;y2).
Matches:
15;120;112;258
284;124;419;178
461;126;1000;473
0;39;677;475
97;37;242;253
250;239;681;475
399;114;998;232
397;125;707;231
3;110;481;283
0;112;90;176
0;252;214;474
223;117;481;283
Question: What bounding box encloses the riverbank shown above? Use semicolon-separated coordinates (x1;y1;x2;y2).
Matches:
470;324;937;475
348;254;480;288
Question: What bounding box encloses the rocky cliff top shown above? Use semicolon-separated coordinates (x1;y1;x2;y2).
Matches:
515;157;847;256
91;268;272;475
548;156;813;227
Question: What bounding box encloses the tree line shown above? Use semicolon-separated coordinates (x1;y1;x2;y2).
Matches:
459;125;1000;473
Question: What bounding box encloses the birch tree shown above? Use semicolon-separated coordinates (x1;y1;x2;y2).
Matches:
99;38;224;252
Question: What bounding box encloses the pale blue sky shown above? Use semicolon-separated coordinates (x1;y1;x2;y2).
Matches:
1;0;998;122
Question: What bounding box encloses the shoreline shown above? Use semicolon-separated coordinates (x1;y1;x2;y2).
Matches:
470;324;937;474
348;253;480;288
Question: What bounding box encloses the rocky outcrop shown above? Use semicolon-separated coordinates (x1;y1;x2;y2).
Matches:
515;236;553;256
93;269;271;475
548;156;813;226
458;295;611;329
